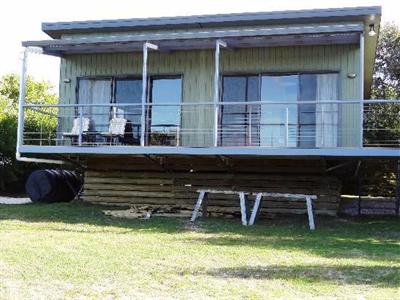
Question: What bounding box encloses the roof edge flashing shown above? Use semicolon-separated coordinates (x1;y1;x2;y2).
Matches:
42;6;382;39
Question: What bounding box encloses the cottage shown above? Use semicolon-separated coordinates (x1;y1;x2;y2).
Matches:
17;6;399;218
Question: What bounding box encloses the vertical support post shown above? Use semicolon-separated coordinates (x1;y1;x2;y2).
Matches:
239;192;248;226
305;196;315;231
396;160;400;216
249;193;263;225
78;105;83;146
359;32;365;148
191;190;206;222
285;107;289;147
140;42;158;147
16;48;29;152
213;39;227;147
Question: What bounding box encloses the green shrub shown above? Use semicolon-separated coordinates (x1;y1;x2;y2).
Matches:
0;74;58;192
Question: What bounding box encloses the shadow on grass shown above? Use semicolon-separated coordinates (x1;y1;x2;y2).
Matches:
0;202;399;262
188;217;400;262
198;264;400;287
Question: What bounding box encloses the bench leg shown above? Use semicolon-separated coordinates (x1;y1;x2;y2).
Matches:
249;193;263;226
190;191;206;223
306;196;315;230
239;192;248;226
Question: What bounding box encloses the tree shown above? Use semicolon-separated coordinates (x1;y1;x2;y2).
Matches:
365;23;400;148
0;74;58;192
360;23;400;197
371;23;400;99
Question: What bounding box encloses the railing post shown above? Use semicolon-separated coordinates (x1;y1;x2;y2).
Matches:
176;126;180;147
140;42;158;147
78;105;83;146
321;104;324;147
248;105;252;146
40;123;43;146
285;107;289;147
213;39;227;147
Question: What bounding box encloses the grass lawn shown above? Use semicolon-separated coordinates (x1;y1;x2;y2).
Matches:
0;202;399;299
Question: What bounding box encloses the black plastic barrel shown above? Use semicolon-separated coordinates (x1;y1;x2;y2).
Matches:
25;169;82;203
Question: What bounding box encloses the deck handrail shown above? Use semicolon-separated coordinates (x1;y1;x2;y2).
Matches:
21;99;400;149
22;99;400;108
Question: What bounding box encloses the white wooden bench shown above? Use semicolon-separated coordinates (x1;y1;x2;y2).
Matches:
190;189;317;230
249;192;317;230
190;189;250;225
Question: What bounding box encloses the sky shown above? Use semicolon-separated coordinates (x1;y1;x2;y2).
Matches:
0;0;398;90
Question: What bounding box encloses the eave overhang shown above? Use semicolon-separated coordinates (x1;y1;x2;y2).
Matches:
22;22;364;56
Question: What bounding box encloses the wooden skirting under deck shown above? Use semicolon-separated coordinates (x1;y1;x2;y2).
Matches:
82;156;342;216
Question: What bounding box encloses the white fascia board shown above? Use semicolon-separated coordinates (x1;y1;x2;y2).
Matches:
18;145;400;158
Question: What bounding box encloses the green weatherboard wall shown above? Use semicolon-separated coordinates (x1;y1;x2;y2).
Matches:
59;44;361;147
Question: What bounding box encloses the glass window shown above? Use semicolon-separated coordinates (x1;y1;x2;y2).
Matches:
221;76;259;146
299;74;317;147
149;77;182;146
78;78;112;133
260;75;298;147
115;79;142;104
114;79;142;143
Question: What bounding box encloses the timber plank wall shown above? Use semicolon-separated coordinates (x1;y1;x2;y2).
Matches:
82;156;342;216
60;44;361;147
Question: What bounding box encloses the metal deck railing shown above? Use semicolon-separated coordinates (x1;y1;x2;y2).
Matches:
20;100;400;149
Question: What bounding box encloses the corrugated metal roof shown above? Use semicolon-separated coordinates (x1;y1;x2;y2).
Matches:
42;6;381;38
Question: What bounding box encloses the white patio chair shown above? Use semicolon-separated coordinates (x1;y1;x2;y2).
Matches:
62;117;91;145
100;117;127;145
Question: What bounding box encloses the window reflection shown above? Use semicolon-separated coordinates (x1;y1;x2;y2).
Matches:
221;76;259;146
149;77;182;146
115;79;142;144
221;73;338;148
261;75;298;147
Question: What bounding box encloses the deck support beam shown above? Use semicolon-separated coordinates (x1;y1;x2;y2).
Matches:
213;39;227;147
140;42;158;147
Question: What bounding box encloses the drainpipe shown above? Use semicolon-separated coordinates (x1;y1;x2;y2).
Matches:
15;47;65;165
359;32;365;148
140;42;158;147
213;39;227;147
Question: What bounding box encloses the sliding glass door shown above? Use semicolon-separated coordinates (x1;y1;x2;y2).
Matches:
77;76;183;146
220;72;338;148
